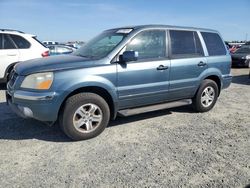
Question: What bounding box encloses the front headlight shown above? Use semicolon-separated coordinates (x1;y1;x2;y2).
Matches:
21;72;54;90
246;55;250;60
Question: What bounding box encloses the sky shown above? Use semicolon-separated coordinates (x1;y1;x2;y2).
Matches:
0;0;249;42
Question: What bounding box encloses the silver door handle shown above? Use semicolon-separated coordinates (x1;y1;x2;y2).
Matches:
7;54;17;56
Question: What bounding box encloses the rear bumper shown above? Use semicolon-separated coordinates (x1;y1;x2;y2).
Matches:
6;89;60;122
222;75;232;89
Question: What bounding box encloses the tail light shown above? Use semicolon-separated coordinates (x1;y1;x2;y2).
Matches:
42;51;49;57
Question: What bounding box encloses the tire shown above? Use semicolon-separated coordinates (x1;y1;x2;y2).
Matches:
192;79;219;112
60;93;110;141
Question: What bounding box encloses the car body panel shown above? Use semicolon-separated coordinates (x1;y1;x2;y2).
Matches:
117;59;170;109
168;57;208;100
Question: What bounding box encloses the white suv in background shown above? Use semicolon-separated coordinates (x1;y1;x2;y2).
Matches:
0;29;49;83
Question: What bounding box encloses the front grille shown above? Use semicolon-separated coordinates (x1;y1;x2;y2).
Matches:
8;70;18;87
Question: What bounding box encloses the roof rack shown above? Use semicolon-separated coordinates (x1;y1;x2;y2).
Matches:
0;29;24;33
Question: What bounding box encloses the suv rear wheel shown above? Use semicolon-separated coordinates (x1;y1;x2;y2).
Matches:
60;93;110;141
192;79;219;112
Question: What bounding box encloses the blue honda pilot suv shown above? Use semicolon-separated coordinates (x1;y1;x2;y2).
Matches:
6;25;232;140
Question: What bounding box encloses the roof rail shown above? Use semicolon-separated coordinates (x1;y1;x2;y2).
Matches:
0;29;24;33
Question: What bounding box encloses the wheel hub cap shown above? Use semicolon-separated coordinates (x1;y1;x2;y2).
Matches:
201;86;215;108
73;103;103;133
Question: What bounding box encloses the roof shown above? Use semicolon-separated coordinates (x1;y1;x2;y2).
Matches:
107;24;218;33
0;29;35;37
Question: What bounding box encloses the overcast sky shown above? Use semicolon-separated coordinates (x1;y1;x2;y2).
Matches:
0;0;249;42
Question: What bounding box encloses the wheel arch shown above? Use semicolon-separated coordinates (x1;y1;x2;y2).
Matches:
204;75;221;96
4;62;18;81
58;86;117;121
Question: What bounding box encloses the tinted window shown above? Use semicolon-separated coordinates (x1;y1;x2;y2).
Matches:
0;34;2;49
170;30;204;57
3;34;16;49
126;30;166;60
201;32;226;56
10;35;30;49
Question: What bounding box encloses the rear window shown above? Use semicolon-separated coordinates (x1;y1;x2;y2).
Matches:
170;30;204;58
10;34;30;49
201;32;226;56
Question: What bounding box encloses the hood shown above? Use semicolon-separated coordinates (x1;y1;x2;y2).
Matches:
15;55;102;75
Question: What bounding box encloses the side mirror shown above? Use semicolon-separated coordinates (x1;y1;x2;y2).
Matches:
120;51;138;62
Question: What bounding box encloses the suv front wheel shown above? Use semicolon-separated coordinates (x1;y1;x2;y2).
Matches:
60;93;110;141
192;79;219;112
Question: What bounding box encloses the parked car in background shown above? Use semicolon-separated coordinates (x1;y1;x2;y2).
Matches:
43;41;59;45
0;29;49;83
231;45;250;67
65;43;82;49
229;45;241;53
47;45;76;55
6;25;232;140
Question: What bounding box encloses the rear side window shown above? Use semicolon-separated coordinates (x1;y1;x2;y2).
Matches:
10;34;30;49
170;30;204;58
201;32;226;56
3;34;16;49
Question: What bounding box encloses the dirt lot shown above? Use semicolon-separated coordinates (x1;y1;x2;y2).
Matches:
0;68;249;188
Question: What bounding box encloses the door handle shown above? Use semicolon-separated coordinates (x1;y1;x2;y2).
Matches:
7;54;17;56
157;65;169;70
198;61;207;67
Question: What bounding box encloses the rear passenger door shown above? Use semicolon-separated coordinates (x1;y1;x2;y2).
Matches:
168;30;207;100
0;34;19;79
9;34;31;61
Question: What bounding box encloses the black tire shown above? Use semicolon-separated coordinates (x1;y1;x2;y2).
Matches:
192;79;219;112
60;93;110;141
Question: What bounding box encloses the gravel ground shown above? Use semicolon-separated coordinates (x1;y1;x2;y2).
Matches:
0;68;249;188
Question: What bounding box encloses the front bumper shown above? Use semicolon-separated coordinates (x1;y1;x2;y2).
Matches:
6;89;60;122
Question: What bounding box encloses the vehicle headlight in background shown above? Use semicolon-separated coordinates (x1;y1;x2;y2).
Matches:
21;72;54;90
246;55;250;60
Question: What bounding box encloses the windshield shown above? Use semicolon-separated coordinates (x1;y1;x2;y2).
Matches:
235;47;250;53
74;30;129;59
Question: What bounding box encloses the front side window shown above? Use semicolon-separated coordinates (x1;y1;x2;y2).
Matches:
3;34;16;49
126;30;166;60
10;35;30;49
74;30;128;59
201;32;226;56
170;30;204;58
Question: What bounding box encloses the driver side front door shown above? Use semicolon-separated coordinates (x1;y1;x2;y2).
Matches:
117;30;170;109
